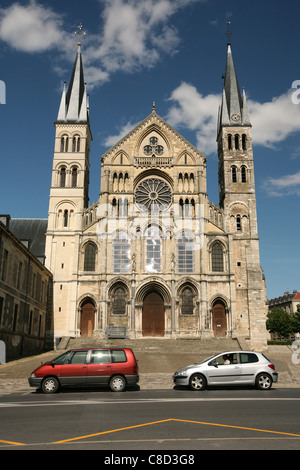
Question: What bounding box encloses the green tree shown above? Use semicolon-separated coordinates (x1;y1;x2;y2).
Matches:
266;308;293;338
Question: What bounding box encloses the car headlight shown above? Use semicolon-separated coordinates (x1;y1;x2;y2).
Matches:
30;373;36;378
174;370;187;377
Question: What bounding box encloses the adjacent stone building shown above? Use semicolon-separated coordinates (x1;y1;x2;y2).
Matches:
45;42;268;350
0;216;53;359
268;290;300;314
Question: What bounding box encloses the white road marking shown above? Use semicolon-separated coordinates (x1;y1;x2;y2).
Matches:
0;397;300;408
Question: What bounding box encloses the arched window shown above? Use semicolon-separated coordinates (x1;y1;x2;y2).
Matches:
112;287;126;315
236;216;242;231
118;199;123;217
242;134;247;150
60;135;69;152
228;134;232;150
72;135;80;152
178;173;183;192
211;242;224;272
184;198;190;216
241;166;247;183
112;198;117;216
113;173;118;192
177;233;194;273
235;134;239;150
191;198;195;217
124;173;129;191
179;198;184;217
232;166;237;183
63;209;68;228
84;243;96;271
123;198;128;217
60;167;66;188
112;232;131;273
145;226;161;273
71;167;78;187
181;287;194;315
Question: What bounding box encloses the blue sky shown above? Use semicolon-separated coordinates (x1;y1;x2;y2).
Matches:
0;0;299;300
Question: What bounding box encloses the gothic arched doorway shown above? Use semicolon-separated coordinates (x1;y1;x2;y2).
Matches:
212;300;227;337
142;292;165;337
80;298;95;337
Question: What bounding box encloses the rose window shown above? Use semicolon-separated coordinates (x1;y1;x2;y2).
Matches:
135;178;172;212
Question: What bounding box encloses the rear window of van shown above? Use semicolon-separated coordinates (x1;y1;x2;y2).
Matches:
111;350;127;363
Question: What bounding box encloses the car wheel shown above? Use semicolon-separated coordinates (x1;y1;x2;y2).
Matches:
256;373;272;390
42;377;59;394
189;374;207;391
110;375;126;392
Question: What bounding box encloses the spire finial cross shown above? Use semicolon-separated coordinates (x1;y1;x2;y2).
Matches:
75;24;86;46
225;21;232;44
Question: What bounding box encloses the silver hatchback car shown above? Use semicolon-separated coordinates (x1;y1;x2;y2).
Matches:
173;351;278;391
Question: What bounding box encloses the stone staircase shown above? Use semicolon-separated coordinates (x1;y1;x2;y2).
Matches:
62;336;240;354
58;337;241;381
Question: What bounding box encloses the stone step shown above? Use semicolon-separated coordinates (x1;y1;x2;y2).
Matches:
64;337;240;355
61;337;241;375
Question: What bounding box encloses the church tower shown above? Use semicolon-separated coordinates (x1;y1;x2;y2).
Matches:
45;44;92;339
217;44;268;349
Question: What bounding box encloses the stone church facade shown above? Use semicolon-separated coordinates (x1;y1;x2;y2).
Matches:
45;43;268;350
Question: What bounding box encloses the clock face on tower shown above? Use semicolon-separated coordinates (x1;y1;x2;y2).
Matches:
143;137;164;156
231;113;240;122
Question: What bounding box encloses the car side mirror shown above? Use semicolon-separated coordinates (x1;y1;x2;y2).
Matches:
209;360;218;367
49;361;55;368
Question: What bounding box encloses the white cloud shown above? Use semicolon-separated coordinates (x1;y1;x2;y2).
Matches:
0;0;68;53
0;0;202;87
249;92;300;148
270;172;300;188
103;121;139;147
166;83;300;197
166;82;220;155
264;171;300;197
86;0;198;76
166;83;300;156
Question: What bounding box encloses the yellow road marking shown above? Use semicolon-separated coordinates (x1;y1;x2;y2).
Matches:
0;439;25;446
54;419;174;444
174;419;300;438
53;418;300;444
2;417;299;446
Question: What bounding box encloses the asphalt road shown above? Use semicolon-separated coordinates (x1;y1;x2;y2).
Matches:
0;387;300;451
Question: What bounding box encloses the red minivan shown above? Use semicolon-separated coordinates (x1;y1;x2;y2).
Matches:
28;348;139;393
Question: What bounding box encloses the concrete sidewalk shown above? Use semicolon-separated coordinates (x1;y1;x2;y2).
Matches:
0;340;299;394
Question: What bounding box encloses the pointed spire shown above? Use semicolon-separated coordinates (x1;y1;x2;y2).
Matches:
57;82;67;121
220;87;230;125
218;44;251;130
224;44;242;122
56;44;88;123
242;87;251;126
78;83;89;122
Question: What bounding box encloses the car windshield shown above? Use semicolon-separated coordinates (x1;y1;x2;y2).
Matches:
198;354;217;365
49;351;70;365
